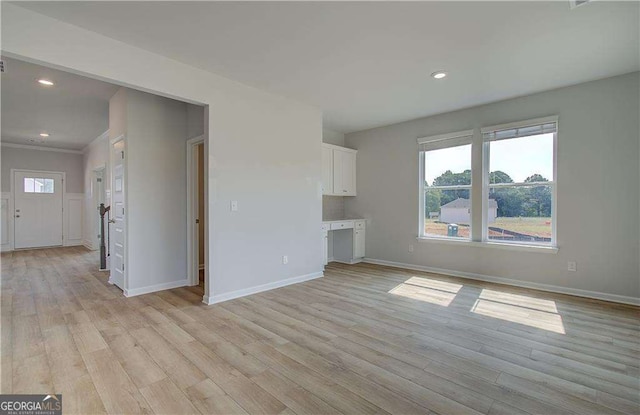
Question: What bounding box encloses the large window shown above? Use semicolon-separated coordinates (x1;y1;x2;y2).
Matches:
419;131;473;240
482;119;556;245
418;117;557;248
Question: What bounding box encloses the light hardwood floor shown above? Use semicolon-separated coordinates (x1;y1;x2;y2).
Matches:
1;247;639;414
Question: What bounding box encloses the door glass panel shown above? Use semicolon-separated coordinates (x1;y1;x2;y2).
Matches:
23;177;55;193
43;179;54;193
24;178;35;193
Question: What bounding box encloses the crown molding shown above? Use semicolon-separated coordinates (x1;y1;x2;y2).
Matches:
1;142;83;154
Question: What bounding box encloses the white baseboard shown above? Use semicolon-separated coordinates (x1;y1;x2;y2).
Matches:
331;258;363;265
1;245;13;253
64;239;84;247
363;258;640;306
203;271;324;305
124;278;189;297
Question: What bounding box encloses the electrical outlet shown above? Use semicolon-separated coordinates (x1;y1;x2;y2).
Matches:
408;244;414;253
568;261;577;272
282;255;288;265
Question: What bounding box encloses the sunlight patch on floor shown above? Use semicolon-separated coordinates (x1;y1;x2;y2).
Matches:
388;276;462;306
471;289;565;334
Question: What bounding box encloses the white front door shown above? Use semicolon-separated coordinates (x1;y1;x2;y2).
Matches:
13;171;63;249
109;139;126;289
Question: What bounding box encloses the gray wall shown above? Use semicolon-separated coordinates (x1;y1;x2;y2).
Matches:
82;131;110;249
323;128;345;146
345;72;639;300
1;146;84;193
114;88;191;291
187;103;205;140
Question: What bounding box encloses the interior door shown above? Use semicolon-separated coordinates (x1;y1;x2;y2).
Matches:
14;171;63;249
109;139;126;289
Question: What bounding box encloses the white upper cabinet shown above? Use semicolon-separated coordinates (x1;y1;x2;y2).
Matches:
322;143;357;196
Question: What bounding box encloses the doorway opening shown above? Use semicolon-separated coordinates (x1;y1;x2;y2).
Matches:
92;166;108;270
187;136;207;297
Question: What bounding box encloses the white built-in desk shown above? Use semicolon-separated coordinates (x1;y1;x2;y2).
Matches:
322;219;366;266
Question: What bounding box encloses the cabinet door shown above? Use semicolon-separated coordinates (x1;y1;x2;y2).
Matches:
321;146;333;195
341;151;356;195
354;229;365;258
333;149;356;196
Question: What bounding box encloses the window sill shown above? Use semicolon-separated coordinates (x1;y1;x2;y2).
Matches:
416;237;558;254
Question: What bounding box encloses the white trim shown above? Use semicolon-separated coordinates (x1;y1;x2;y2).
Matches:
1;192;13;252
186;135;205;288
203;271;324;305
1;142;83;154
480;115;559;135
416;236;558;253
124;278;190;297
331;259;363;265
363;258;639;306
417;129;474;144
64;192;84;247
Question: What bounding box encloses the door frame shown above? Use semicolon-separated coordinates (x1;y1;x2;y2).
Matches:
10;169;66;249
186;135;207;289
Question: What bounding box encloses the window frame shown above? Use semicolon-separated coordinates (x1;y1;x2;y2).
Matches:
481;116;558;247
23;177;55;194
418;130;474;241
416;116;559;251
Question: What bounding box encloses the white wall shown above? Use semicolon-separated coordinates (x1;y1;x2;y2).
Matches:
2;4;323;302
345;72;640;303
187;104;205;140
1;145;84;192
322;128;345;146
123;88;190;293
82;131;110;249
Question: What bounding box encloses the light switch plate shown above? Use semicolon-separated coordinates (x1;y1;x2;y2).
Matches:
230;200;238;212
568;261;577;272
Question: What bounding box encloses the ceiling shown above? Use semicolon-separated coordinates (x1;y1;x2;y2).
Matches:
1;57;119;150
10;1;640;133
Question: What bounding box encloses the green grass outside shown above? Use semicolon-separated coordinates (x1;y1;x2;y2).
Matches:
425;217;551;238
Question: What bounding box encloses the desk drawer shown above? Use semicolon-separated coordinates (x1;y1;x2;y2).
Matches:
330;221;354;230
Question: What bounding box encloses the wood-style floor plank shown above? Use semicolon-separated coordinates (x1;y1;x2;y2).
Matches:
1;247;639;414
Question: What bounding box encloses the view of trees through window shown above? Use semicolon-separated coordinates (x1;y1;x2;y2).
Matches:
423;132;554;243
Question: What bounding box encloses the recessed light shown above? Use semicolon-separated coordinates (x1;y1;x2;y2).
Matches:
431;71;447;80
40;133;49;137
38;79;54;86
